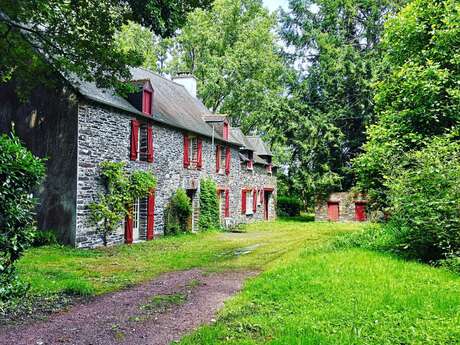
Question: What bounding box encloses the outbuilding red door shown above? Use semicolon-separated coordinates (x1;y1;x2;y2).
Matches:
327;202;339;221
355;202;367;222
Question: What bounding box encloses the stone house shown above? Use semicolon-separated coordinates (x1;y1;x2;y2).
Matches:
315;192;367;222
0;67;277;248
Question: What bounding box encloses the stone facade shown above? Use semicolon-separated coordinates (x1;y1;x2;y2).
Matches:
76;101;276;248
315;192;367;222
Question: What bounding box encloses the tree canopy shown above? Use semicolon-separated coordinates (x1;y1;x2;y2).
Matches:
0;0;211;91
167;0;287;131
353;0;460;209
271;0;403;204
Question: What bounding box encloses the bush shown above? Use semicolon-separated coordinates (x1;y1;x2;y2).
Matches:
385;131;460;262
198;179;220;231
164;189;192;235
277;196;302;217
0;133;46;300
32;230;58;247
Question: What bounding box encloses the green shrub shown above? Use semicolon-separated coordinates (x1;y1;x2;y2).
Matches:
198;179;220;231
277;196;302;217
164;189;192;235
32;230;58;247
385;131;460;262
0;133;46;300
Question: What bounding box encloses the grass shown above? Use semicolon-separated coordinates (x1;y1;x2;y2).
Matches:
140;293;187;312
17;220;359;296
179;248;460;345
16;220;460;344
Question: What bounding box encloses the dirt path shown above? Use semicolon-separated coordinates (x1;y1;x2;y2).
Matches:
0;269;256;345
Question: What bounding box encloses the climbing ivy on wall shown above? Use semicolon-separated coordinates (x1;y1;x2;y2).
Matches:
198;179;220;231
164;188;192;235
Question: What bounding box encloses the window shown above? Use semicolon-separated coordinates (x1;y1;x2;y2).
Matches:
130;120;153;163
183;134;202;169
132;198;140;241
246;189;253;215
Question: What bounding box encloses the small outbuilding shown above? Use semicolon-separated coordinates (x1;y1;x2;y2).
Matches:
315;192;367;222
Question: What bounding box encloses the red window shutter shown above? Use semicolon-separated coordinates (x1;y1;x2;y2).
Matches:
147;191;155;240
225;189;230;217
197;138;203;170
223;122;229;140
241;189;247;214
130;120;139;161
253;189;257;213
183;134;190;168
225;146;231;175
147;124;154;163
124;211;133;244
216;145;221;173
143;90;153;115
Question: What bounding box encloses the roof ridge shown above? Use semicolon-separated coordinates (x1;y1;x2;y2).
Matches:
133;67;187;89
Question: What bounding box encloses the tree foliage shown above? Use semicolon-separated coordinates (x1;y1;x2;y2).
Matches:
198;179;220;231
353;0;460;209
273;0;402;204
385;130;460;262
0;0;211;92
0;133;46;300
88;162;156;246
168;0;287;130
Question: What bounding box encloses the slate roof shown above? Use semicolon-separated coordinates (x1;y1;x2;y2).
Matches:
246;136;273;156
71;67;272;155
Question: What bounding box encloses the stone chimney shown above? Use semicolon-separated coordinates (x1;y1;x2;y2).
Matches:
172;72;197;98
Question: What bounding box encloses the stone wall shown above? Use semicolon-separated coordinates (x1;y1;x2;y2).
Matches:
76;101;276;247
315;192;367;222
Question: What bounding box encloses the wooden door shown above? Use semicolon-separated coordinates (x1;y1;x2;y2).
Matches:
327;202;339;221
355;202;367;221
264;192;270;220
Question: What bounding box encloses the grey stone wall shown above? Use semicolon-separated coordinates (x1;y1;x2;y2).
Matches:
315;192;366;222
76;101;277;248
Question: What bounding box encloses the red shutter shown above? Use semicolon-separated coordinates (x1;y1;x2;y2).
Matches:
183;134;190;168
241;189;247;214
216;145;221;173
147;124;153;163
130;120;139;161
253;189;257;213
197;138;203;170
143;90;153;115
124;211;133;244
225;189;230;217
147;191;155;240
225;146;231;175
223;122;229;140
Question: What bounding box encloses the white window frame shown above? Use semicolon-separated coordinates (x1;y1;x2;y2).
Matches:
132;198;140;240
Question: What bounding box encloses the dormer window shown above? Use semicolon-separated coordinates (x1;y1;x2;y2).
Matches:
142;90;153;115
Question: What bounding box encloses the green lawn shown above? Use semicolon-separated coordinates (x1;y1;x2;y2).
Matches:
18;220;358;295
17;220;460;344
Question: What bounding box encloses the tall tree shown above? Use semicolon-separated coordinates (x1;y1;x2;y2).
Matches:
353;0;460;210
275;0;402;202
167;0;287;131
0;0;211;91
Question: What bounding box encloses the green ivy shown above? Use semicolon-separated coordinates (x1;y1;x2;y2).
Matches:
88;162;156;246
164;188;192;235
198;179;220;231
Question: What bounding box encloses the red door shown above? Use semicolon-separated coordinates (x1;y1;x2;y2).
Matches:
264;192;270;220
327;202;339;221
355;202;367;221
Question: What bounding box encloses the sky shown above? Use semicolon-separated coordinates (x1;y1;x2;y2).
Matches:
263;0;289;12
